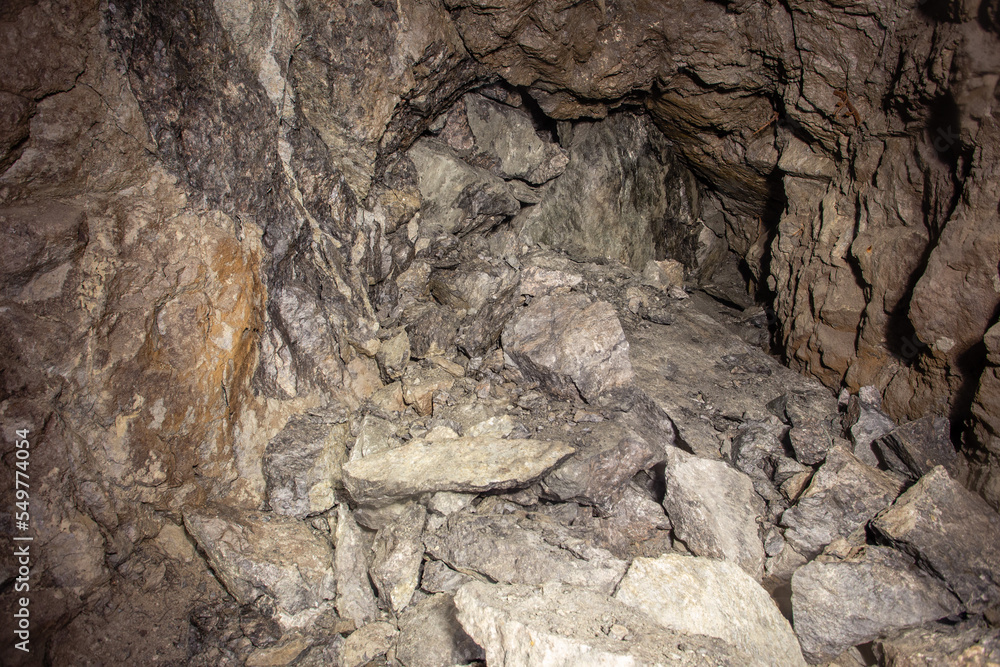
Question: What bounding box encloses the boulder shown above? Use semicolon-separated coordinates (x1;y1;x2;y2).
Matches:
454;581;752;666
369;503;427;613
183;506;336;628
791;546;962;663
342;436;574;506
872;466;1000;614
395;593;485;667
424;511;628;595
873;618;1000;666
781;446;904;558
615;554;806;667
263;413;349;519
874;416;958;480
662;448;766;579
502;293;634;406
333;505;378;626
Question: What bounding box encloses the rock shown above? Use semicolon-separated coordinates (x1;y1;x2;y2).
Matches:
662;448;766;579
424;511;628;594
454;581;751;666
369;503;427;613
847;386;898;467
873;618;1000;666
245;635;311;667
342;435;574;506
340;621;397;667
376;330;410;380
786;398;835;466
463;93;569;184
780;446;905;558
263;413;349;519
404;302;460;360
542;421;664;510
426;491;477;516
517;112;702;271
643;259;685;290
874;416;958;480
409;137;521;236
183;505;336;628
791;546;962;663
575;482;673;559
615;554;806;667
502;293;634;406
334;505;378;626
351;413;401;460
872;466;1000;614
421;559;476;594
395;593;485;667
519;265;583;296
401;362;456;416
730;417;788;482
627;304;839;459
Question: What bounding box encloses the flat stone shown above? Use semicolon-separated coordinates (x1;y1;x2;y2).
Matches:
615;554;806;667
791;546;962;663
454;581;752;666
780;445;904;558
369;503;427;613
342;436;574;506
263;413;349;519
872;466;1000;614
395;593;485;667
502;293;634;406
663;448;766;579
183;505;336;628
424;511;628;595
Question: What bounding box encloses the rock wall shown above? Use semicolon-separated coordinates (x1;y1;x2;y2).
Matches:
1;0;999;653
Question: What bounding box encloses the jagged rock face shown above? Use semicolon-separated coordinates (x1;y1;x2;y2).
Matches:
2;0;1000;662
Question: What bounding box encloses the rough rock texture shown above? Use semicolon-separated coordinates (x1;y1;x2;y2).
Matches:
502;293;635;406
792;547;963;663
662;448;767;579
874;619;1000;666
396;593;485;667
454;581;752;666
615;554;806;667
517;112;703;271
872;467;1000;614
781;445;905;558
263;412;349;518
425;511;629;594
183;505;337;628
342;435;574;506
369;502;427;613
875;415;959;480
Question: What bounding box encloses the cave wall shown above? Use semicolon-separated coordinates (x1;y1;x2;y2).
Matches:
0;0;998;640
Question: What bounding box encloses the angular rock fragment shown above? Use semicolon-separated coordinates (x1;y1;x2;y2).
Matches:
791;546;962;663
615;554;806;667
502;293;634;406
663;448;766;578
847;386;897;467
542;421;664;510
395;593;485;667
872;466;1000;614
781;446;904;558
340;621;397;667
183;505;336;628
575;482;673;559
409;137;520;236
786;401;834;466
424;511;628;594
463;93;570;185
264;413;349;519
401;362;455;416
873;618;1000;665
369;503;426;613
874;416;957;480
404;302;459;360
342;436;574;506
376;329;410;380
421;559;476;594
454;581;752;666
334;505;378;626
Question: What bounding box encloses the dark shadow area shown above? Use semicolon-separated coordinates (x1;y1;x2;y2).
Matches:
951;303;1000;444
